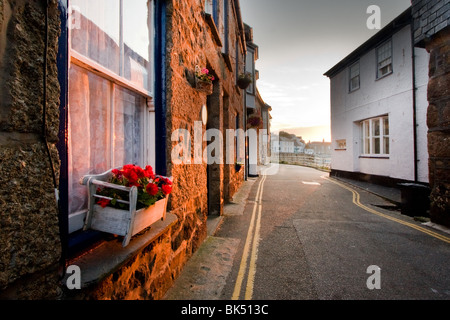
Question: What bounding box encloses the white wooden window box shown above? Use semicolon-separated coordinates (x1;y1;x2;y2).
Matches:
80;170;169;247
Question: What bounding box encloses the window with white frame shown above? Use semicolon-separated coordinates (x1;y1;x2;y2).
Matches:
349;61;360;92
245;49;255;94
68;0;155;233
361;116;390;156
376;40;393;79
361;116;389;156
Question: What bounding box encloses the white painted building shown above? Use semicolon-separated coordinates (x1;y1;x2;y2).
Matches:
324;8;430;185
271;135;295;154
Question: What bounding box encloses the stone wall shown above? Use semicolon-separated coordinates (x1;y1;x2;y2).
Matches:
412;0;450;227
0;0;62;298
65;0;244;300
165;0;244;217
424;31;450;227
412;0;449;46
0;0;246;300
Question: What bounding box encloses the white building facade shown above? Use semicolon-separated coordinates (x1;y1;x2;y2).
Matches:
271;135;295;154
325;8;430;185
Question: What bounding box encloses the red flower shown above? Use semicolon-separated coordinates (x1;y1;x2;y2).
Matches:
146;183;159;196
122;165;140;186
122;164;135;170
144;165;155;179
162;184;172;195
97;198;111;208
134;166;146;179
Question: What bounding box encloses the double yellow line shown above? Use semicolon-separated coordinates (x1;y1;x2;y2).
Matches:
326;177;450;244
232;173;267;300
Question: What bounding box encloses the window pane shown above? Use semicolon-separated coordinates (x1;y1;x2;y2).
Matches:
246;51;254;94
68;65;112;215
384;137;390;154
364;121;370;138
373;119;380;137
113;87;145;168
373;137;381;154
71;0;120;74
350;63;359;78
350;75;360;90
123;0;152;91
378;41;391;61
377;41;392;78
364;138;370;154
377;41;392;76
383;117;389;135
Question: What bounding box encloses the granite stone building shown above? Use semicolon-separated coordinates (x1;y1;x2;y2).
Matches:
411;0;450;227
0;0;252;299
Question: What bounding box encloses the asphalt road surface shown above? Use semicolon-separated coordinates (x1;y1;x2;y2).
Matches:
166;164;450;301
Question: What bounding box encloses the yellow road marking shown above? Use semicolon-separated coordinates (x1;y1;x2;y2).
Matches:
232;173;267;300
245;175;265;300
326;177;450;244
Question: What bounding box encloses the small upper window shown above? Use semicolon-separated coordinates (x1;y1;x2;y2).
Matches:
245;49;255;94
376;40;393;79
349;61;360;92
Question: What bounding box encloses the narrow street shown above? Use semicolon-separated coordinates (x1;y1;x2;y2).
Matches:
165;164;450;301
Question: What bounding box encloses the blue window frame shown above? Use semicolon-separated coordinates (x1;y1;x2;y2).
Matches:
56;0;167;257
213;0;219;26
223;0;228;54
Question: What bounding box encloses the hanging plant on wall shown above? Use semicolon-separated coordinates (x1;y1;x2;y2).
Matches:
237;72;253;89
247;114;262;128
195;65;214;95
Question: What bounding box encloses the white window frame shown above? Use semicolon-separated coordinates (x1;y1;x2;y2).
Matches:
376;39;393;79
68;1;156;233
349;61;360;92
361;116;389;157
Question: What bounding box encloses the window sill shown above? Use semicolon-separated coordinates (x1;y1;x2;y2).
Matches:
203;12;223;48
66;212;178;289
335;148;347;151
359;155;390;159
376;71;393;81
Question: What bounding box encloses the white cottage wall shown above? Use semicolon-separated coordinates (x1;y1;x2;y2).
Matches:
330;25;429;183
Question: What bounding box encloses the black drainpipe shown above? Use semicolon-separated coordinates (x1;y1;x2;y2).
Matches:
410;19;419;183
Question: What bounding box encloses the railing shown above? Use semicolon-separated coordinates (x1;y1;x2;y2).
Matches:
271;153;331;171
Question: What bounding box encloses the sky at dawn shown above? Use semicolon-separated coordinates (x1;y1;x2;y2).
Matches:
239;0;412;142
